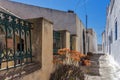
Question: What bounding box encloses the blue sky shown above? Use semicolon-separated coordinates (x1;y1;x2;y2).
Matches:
11;0;110;44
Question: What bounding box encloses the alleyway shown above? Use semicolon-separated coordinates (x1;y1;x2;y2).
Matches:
85;54;120;80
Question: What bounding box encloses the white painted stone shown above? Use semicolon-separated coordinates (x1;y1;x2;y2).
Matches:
86;55;120;80
103;0;120;65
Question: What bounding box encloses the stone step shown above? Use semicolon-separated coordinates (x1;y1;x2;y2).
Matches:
85;53;120;80
90;54;105;61
85;75;101;80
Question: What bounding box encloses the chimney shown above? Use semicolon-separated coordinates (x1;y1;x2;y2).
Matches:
68;10;74;13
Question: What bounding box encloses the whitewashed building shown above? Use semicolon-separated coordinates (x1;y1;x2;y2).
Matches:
104;0;120;64
102;30;106;53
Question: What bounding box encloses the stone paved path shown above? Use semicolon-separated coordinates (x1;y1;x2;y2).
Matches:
85;54;120;80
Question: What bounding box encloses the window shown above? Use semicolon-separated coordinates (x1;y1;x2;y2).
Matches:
115;22;118;40
110;31;113;43
53;31;61;54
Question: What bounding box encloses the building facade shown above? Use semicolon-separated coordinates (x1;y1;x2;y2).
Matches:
102;31;106;53
0;0;98;80
86;28;98;53
0;0;86;53
97;44;103;53
103;0;120;64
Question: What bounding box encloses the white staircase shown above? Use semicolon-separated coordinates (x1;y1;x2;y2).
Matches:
85;54;120;80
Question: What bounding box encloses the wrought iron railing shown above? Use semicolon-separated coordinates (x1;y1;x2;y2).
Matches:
0;11;32;70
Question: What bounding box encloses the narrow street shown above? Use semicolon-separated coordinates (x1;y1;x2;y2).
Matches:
85;54;120;80
1;0;120;80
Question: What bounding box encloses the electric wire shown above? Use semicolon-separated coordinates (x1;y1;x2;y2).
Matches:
74;0;81;11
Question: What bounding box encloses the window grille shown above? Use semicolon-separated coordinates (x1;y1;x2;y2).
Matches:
0;11;32;70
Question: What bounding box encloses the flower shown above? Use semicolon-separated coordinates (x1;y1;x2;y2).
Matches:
54;48;91;66
58;48;70;55
82;60;91;66
79;53;86;58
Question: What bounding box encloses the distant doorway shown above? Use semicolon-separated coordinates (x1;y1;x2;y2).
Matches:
83;30;86;54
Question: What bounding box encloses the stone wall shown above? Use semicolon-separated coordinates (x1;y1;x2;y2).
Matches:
76;16;86;53
70;34;78;51
87;29;98;53
59;30;70;49
22;17;53;80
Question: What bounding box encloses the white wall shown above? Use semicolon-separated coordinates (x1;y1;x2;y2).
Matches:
102;31;105;53
105;0;120;64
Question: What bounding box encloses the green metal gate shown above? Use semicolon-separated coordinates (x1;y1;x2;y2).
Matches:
0;11;32;70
